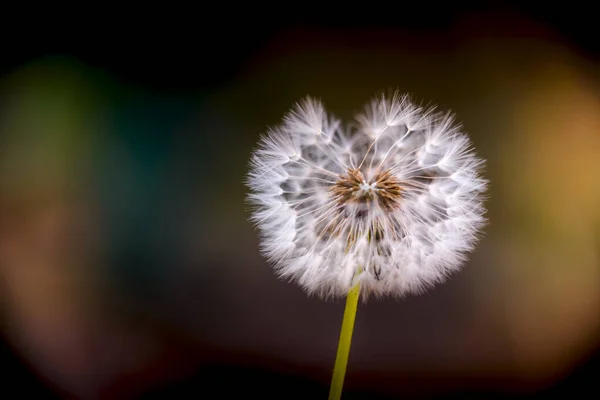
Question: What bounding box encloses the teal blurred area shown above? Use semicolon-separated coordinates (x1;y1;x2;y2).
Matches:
1;8;600;399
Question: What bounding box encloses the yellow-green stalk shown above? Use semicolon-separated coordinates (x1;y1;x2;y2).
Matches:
328;278;361;400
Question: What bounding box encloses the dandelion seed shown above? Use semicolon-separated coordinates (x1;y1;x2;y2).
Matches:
246;91;488;399
247;91;487;299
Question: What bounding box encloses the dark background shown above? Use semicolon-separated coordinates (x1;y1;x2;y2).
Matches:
1;3;600;399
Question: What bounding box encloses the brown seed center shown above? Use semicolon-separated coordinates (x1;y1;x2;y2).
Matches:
330;168;403;212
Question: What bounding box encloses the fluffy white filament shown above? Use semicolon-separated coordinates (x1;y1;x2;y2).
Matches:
247;92;487;300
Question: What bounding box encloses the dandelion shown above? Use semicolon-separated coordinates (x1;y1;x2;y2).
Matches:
246;91;487;399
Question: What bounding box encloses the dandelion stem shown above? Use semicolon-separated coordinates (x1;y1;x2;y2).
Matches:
328;273;361;400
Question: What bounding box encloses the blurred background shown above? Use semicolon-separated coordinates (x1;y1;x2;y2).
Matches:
1;3;599;399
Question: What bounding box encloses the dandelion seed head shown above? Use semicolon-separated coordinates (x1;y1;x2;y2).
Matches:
247;91;488;300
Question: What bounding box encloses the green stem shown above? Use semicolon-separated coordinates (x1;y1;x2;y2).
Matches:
328;277;361;400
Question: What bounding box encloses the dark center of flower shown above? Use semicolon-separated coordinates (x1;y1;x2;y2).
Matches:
330;168;403;212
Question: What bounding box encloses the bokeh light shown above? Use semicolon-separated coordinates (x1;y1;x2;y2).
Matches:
1;8;599;399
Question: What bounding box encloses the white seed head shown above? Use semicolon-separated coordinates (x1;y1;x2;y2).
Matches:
247;91;487;300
